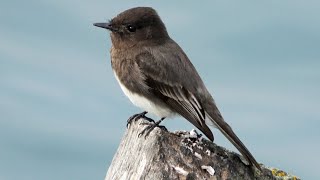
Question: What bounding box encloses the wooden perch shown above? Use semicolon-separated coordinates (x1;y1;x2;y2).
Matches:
105;118;300;180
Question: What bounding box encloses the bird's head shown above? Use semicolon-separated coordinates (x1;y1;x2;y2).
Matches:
94;7;169;48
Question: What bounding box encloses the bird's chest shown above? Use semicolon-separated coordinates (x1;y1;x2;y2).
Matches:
113;70;173;118
111;48;133;77
110;47;174;118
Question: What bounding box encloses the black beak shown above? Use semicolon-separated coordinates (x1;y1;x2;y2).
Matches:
93;22;114;31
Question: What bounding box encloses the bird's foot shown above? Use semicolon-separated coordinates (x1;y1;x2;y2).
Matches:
138;117;166;138
127;111;154;128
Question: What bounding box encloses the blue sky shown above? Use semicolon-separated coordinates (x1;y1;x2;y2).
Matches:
1;1;319;179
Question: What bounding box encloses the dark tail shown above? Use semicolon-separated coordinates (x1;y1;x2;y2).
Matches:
204;100;262;171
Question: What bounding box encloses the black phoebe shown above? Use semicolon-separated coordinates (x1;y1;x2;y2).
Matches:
94;7;261;170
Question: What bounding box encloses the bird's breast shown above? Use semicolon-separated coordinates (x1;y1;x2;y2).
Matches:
113;71;174;118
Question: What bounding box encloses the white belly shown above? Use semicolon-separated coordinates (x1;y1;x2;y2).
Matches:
114;72;174;118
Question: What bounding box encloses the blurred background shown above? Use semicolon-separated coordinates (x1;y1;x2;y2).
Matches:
1;1;319;179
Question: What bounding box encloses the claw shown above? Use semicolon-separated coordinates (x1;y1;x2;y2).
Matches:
127;111;148;128
139;116;155;124
138;117;166;138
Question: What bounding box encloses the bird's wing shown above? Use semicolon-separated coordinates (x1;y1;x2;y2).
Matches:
135;41;214;141
147;78;214;141
135;40;261;170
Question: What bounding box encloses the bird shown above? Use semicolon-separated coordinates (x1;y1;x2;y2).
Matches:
93;7;261;171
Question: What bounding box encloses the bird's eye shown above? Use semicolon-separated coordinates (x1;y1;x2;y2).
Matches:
126;25;136;32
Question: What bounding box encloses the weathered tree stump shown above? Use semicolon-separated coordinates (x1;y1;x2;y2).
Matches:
105;118;299;180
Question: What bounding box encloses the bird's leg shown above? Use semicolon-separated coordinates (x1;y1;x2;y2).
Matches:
127;111;154;128
138;117;167;138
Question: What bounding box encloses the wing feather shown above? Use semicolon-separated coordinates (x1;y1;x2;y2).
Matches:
135;43;214;140
133;40;260;170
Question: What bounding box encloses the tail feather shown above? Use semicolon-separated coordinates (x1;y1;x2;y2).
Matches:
204;101;261;171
